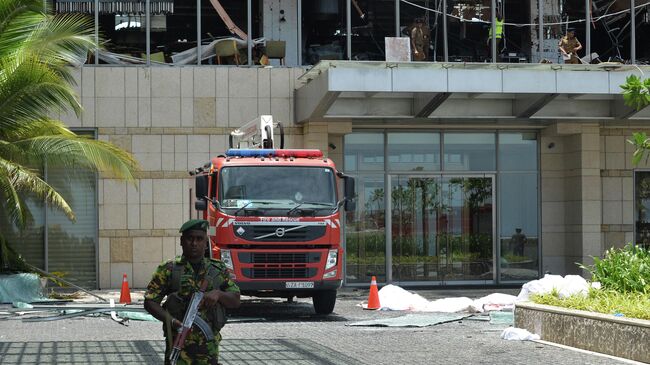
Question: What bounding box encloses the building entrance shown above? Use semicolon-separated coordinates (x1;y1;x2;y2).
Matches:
390;175;494;284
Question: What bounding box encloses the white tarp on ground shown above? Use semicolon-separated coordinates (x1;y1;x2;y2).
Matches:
374;284;513;313
367;274;594;313
516;274;595;301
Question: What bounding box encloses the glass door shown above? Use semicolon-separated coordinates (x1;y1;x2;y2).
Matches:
391;175;494;284
391;176;442;282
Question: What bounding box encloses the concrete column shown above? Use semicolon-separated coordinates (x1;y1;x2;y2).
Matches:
263;0;298;66
303;122;352;159
530;0;561;63
541;123;602;276
564;124;601;272
303;122;329;156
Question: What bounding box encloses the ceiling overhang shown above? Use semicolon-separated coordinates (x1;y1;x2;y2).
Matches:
295;61;650;124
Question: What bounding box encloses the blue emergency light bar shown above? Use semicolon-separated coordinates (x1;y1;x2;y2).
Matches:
225;149;323;158
226;149;275;157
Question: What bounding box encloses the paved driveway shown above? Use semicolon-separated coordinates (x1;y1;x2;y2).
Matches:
0;288;634;364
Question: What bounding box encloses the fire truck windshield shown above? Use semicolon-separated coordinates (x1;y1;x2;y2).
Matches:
219;166;337;216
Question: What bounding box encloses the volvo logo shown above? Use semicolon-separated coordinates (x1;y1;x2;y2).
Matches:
275;227;286;237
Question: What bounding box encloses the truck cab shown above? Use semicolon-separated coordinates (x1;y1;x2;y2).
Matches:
192;116;355;314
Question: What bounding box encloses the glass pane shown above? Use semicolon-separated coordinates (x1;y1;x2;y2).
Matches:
391;176;441;282
443;133;495;171
498;132;537;171
400;0;435;61
499;173;539;281
344;133;384;172
440;177;493;282
349;1;395;61
387;133;440;172
345;175;386;284
0;198;45;270
301;0;347;65
635;171;650;249
391;176;493;283
47;169;98;288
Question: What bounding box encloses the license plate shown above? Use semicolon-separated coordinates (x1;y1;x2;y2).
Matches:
285;281;314;289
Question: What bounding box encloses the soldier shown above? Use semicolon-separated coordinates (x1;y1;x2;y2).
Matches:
144;219;241;365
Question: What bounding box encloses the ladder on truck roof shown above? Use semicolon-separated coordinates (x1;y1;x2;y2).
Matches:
229;115;284;149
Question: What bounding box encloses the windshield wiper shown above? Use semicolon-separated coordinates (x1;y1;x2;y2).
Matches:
287;202;335;216
233;201;273;216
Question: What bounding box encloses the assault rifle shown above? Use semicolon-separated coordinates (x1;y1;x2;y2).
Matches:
169;279;214;365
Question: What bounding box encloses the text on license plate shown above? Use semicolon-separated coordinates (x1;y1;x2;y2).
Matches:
285;281;314;289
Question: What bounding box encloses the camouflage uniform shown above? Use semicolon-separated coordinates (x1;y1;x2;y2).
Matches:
145;256;240;365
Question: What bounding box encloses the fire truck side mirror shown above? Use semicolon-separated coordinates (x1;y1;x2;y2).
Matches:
195;175;209;211
343;176;356;212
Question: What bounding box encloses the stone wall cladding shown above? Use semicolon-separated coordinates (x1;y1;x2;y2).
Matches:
70;66;307;288
600;127;650;250
515;302;650;363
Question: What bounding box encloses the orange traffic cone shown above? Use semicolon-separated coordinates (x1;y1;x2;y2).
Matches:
365;276;381;310
119;273;132;304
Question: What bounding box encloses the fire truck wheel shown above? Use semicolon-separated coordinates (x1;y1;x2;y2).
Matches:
312;290;337;315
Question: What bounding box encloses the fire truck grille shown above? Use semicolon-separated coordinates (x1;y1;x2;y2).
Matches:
238;252;322;264
234;225;326;242
242;268;317;279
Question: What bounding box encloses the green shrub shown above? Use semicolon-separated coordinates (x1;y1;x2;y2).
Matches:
580;244;650;294
532;289;650;320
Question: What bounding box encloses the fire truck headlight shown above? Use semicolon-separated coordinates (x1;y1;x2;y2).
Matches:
323;270;337;279
325;249;338;270
220;249;234;270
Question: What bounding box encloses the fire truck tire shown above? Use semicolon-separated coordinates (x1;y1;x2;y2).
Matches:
312;290;337;314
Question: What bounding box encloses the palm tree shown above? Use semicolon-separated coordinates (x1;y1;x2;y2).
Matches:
0;0;139;269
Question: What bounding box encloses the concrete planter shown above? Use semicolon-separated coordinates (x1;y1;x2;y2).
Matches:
515;302;650;363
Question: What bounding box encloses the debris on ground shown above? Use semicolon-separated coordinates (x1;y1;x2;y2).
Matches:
0;273;48;303
517;274;596;301
360;275;598;314
500;327;540;341
360;284;517;313
489;311;514;325
347;313;469;327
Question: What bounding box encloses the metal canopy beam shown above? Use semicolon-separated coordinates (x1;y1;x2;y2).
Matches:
515;94;559;118
414;93;452;117
311;92;341;118
612;99;650;119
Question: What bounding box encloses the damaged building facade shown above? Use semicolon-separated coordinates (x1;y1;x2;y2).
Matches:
2;0;650;289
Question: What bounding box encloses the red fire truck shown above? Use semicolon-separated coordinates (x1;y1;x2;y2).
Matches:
191;116;355;314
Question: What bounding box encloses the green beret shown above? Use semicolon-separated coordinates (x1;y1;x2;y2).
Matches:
179;219;209;233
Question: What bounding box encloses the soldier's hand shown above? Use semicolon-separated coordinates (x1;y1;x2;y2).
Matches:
201;289;221;308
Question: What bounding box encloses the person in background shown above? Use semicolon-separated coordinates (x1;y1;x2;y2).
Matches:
487;11;504;61
558;28;583;64
509;228;528;257
410;17;430;61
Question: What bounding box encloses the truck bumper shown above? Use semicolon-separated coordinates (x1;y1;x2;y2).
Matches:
237;280;342;298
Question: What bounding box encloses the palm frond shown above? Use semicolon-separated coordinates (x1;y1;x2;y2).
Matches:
0;118;74;143
0;0;45;60
0;160;31;228
0;157;74;228
26;13;95;66
0;57;81;130
13;134;140;183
